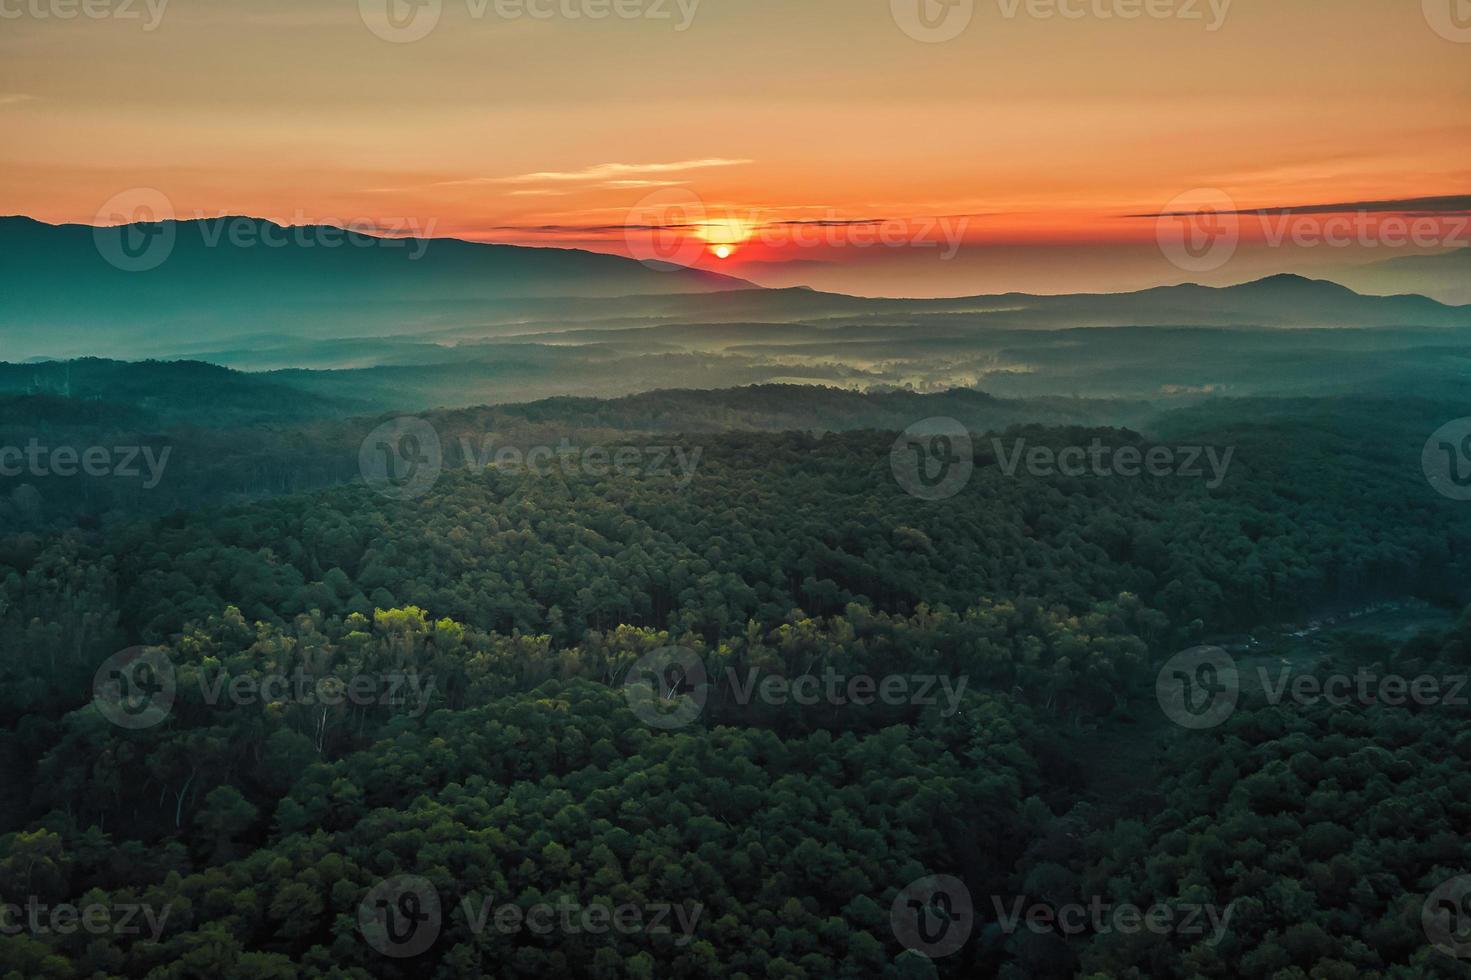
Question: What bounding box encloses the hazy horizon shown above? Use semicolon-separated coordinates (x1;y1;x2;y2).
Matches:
5;209;1469;304
4;0;1468;296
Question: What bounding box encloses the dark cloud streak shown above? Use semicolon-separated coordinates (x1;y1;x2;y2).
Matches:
1130;194;1471;218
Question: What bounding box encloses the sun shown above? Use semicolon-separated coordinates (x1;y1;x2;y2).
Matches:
695;214;751;260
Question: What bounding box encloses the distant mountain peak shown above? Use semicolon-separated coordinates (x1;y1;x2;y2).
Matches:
1231;273;1355;294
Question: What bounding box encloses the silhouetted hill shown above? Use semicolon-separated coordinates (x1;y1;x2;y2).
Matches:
6;213;1469;370
766;274;1471;328
0;216;757;359
408;274;1471;335
0;356;362;423
1320;248;1471;306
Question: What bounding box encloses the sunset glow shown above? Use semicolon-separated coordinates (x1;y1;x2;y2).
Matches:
1;1;1467;295
8;5;1471;976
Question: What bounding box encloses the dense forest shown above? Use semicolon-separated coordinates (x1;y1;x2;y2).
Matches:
1;380;1469;977
10;0;1469;973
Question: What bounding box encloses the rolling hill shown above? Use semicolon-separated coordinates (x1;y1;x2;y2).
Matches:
0;215;756;360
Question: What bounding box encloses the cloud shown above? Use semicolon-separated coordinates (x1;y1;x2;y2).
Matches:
491;222;703;234
768;218;896;228
1130;194;1471;218
599;179;688;189
362;159;750;196
0;94;37;106
435;158;752;188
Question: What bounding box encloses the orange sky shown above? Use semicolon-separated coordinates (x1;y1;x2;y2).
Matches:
2;0;1468;295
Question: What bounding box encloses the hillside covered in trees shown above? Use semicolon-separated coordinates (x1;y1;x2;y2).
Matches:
1;382;1469;977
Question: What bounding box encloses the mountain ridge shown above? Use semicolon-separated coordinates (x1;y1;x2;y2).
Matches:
3;216;1469;365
